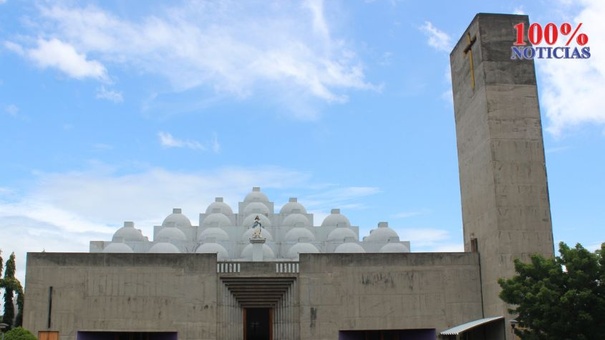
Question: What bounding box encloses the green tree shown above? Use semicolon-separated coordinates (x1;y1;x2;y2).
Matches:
0;252;24;329
3;327;37;340
499;242;605;340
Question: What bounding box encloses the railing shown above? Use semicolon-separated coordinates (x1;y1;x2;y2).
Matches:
275;262;299;273
216;261;299;273
217;262;241;273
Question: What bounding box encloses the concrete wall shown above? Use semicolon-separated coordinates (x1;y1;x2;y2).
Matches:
298;253;483;339
450;13;554;335
24;253;218;340
25;252;485;340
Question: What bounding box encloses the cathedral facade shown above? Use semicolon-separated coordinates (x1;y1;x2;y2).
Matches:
24;13;554;340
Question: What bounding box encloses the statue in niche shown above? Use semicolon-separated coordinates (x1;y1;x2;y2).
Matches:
251;215;263;238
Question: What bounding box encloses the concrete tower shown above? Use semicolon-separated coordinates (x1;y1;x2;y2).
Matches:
450;13;554;323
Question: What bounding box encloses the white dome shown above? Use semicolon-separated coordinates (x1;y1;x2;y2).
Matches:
196;243;229;260
148;242;180;253
364;222;400;243
327;228;358;242
287;243;319;260
380;242;409;253
201;213;232;228
112;221;147;242
242;214;272;229
155;227;187;242
205;197;233;215
281;213;311;228
198;227;230;242
243;202;270;216
102;243;134;253
321;209;351;228
244;187;270;203
285;227;315;242
162;208;192;228
241;244;275;260
335;243;366;253
280;198;307;215
241;227;273;241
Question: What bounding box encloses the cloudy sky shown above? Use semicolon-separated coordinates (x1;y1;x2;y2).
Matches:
1;0;604;283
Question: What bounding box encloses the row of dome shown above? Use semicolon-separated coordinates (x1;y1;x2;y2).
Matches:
161;205;350;229
104;239;409;259
198;209;350;229
113;218;401;244
97;187;411;260
160;186;352;229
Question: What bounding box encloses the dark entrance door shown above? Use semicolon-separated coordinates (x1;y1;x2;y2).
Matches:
77;332;177;340
244;308;272;340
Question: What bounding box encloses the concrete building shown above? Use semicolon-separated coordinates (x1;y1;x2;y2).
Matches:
23;13;554;340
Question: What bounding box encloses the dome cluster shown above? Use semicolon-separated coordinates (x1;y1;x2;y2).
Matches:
92;187;411;260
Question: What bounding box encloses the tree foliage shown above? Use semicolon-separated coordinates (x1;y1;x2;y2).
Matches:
3;327;37;340
0;251;24;329
499;242;605;340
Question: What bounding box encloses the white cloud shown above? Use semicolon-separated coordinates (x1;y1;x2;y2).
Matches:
10;1;375;118
4;41;24;55
428;243;464;252
0;215;109;287
419;21;452;53
378;51;392;66
395;227;459;251
441;89;453;106
27;38;108;81
302;185;381;210
0;193;117;284
158;132;205;151
539;0;605;135
96;86;123;103
158;131;222;153
304;0;331;44
211;133;221;154
392;209;430;219
513;6;526;15
585;242;605;252
4;104;19;117
0;200;115;235
545;145;571;154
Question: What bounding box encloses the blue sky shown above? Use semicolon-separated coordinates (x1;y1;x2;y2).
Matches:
1;0;604;282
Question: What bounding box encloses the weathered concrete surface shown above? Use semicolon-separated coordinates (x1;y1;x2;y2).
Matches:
24;253;218;340
25;252;482;340
298;252;482;339
450;13;554;338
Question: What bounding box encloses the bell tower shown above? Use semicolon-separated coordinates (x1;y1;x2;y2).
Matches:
450;13;555;323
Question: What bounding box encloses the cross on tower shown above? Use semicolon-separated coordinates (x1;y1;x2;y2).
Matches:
463;32;477;90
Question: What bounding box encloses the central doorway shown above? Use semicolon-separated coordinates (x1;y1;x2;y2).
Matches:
77;332;177;340
244;308;272;340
